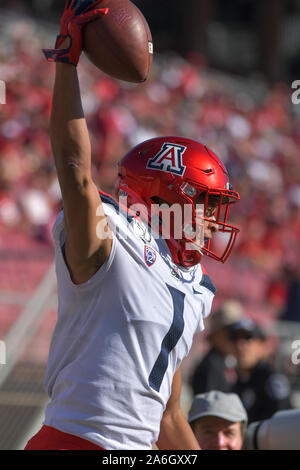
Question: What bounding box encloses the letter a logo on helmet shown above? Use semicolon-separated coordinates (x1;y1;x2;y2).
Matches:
146;143;187;176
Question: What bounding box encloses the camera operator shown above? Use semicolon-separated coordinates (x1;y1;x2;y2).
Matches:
188;391;248;450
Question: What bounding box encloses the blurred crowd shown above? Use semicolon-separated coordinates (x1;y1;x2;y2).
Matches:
1;19;300;324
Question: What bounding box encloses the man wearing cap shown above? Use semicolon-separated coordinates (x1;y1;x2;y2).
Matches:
229;317;292;423
191;301;243;395
188;391;247;450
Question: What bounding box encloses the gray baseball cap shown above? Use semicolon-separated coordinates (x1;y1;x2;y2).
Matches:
188;391;248;426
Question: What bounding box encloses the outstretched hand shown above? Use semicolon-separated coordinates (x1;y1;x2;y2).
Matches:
43;0;108;66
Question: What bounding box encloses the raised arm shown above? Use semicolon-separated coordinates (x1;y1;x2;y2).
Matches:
44;1;111;284
51;63;112;284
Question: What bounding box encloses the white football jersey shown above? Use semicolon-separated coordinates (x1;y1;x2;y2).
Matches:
43;193;216;450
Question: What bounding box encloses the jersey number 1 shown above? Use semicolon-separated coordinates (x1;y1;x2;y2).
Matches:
148;285;185;392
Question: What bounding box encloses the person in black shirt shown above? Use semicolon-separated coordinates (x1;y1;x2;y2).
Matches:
229;318;292;424
191;301;244;395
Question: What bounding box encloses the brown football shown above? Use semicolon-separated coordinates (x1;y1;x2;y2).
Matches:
82;0;153;83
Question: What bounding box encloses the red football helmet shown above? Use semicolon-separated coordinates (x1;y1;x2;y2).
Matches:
116;136;240;267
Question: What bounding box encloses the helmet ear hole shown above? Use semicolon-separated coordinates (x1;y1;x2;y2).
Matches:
150;196;161;204
150;196;170;206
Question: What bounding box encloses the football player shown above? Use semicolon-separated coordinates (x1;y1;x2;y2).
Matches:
25;0;240;450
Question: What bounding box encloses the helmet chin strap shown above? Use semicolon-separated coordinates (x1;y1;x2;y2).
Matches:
165;239;202;268
181;249;202;268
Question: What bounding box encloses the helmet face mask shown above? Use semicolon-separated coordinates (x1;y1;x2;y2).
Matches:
116;136;240;267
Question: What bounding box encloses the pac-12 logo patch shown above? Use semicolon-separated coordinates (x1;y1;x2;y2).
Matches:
144;245;156;267
146;143;187;176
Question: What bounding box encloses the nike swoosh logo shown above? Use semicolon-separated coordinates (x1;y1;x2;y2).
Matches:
193;287;203;295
